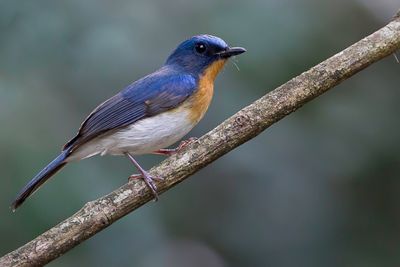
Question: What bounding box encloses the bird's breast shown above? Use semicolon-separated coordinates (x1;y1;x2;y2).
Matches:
186;59;227;124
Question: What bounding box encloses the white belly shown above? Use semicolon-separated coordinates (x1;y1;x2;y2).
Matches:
68;108;195;161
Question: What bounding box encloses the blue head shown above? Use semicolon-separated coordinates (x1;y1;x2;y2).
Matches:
165;34;246;75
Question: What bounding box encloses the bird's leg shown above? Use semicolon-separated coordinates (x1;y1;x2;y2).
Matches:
125;153;163;200
153;137;198;156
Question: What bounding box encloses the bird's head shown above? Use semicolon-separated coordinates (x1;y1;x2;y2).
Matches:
165;34;246;78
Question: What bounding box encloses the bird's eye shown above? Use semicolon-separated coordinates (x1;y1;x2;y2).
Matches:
195;42;207;54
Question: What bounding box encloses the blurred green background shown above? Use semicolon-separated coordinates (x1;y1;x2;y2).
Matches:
1;0;400;266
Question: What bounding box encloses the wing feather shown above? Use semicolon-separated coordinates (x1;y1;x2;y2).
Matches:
64;69;197;151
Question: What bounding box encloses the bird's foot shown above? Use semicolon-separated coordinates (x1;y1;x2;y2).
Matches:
128;172;163;201
129;173;164;181
125;153;163;201
153;137;198;156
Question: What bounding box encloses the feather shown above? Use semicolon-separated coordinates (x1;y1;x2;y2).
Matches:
65;67;197;151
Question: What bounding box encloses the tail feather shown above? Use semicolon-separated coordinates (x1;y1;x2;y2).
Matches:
11;150;70;211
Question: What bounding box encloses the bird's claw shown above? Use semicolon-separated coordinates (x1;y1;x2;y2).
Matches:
153;137;198;156
128;172;163;201
178;137;198;150
129;174;164;181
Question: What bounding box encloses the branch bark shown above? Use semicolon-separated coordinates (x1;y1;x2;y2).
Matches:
2;14;400;267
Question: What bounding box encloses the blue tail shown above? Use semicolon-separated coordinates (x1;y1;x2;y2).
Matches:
11;150;70;211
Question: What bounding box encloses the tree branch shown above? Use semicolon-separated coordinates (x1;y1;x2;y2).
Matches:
2;14;400;267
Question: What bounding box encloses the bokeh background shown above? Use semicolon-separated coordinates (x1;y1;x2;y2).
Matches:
1;0;400;266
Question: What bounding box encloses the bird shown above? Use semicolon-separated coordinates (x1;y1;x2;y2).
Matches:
11;34;246;210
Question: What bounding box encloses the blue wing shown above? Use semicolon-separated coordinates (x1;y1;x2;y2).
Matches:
64;67;197;151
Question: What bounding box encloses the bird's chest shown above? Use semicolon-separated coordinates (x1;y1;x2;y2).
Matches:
185;59;226;124
185;71;217;124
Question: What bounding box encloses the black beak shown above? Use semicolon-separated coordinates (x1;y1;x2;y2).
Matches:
217;47;247;58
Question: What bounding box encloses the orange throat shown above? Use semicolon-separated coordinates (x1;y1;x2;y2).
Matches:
187;59;227;124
